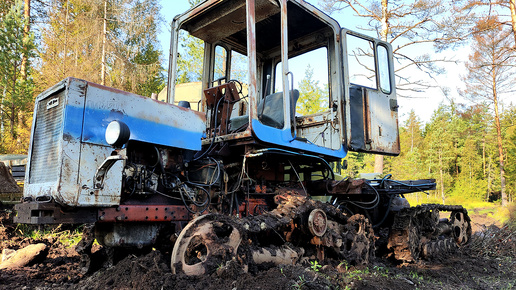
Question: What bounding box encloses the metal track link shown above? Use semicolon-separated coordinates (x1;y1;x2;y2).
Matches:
388;204;472;263
242;194;375;265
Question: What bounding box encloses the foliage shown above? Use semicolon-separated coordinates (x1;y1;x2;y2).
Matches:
37;0;165;97
296;65;328;116
176;31;204;84
348;96;516;205
15;224;83;248
107;0;165;96
176;0;204;84
0;0;35;153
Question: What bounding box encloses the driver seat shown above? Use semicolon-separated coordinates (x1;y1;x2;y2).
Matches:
230;90;300;132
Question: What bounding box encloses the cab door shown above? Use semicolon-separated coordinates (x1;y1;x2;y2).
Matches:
341;29;400;155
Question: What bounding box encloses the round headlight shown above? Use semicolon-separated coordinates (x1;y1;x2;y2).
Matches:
105;121;130;147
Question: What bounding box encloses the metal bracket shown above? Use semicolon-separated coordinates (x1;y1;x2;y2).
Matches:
94;155;126;189
390;99;399;112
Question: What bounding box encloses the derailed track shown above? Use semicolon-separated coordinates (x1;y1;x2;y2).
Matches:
387;204;472;262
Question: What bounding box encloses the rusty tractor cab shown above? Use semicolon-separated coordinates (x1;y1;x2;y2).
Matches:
14;0;471;275
168;0;399;159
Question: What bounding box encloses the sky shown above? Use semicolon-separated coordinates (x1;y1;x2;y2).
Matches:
157;0;472;125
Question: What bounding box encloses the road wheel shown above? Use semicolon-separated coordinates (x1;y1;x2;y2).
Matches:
171;214;243;275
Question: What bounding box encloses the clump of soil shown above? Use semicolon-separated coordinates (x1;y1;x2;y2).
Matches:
74;250;337;290
0;206;83;289
0;163;20;194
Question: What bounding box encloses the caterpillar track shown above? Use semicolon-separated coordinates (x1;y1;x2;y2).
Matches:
171;194;375;275
387;204;472;262
171;198;473;275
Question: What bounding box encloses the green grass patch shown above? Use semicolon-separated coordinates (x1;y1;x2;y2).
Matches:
15;224;83;248
406;195;515;226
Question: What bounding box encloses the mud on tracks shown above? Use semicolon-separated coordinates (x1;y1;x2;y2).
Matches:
1;205;515;289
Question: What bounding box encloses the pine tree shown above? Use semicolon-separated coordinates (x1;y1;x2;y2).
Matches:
37;0;165;97
296;65;328;116
0;0;35;153
461;17;515;207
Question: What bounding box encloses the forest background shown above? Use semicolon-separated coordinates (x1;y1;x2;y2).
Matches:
0;0;514;209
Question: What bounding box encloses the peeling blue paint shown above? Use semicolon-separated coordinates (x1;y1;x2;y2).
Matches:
251;119;347;160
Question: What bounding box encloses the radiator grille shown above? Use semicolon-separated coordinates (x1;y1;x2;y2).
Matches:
29;90;66;184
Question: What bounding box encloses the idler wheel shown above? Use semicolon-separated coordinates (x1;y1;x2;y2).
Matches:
450;211;471;245
308;209;327;237
171;214;243;275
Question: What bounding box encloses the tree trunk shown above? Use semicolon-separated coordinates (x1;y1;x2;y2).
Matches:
101;0;107;85
492;77;507;206
21;0;30;79
510;0;516;46
487;156;492;200
381;0;389;41
374;155;384;174
17;0;30;149
63;0;69;79
438;149;445;205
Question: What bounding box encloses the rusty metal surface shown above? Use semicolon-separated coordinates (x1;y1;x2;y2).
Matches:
295;112;341;150
98;205;191;222
171;214;242;275
309;178;365;195
308;209;327;237
200;128;254;145
247;0;258;122
330;178;365;195
237;198;269;216
204;82;241;137
24;77;206;208
342;30;400;156
95;223;163;248
14;201;97;224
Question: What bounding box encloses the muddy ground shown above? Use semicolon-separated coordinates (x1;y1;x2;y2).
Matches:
1;205;515;290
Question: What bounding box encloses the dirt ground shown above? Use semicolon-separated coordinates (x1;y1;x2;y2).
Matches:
1;205;515;290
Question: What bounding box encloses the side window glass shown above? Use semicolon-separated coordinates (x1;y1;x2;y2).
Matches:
230;50;249;117
230;50;249;83
176;29;204;84
377;45;391;94
347;34;376;89
174;29;204;109
214;45;228;82
274;47;329;116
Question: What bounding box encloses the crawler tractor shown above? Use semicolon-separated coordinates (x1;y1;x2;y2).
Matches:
15;0;471;275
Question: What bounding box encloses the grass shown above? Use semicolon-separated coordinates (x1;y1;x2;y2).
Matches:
309;260;322;272
291;275;306;290
406;194;515;226
14;224;84;248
